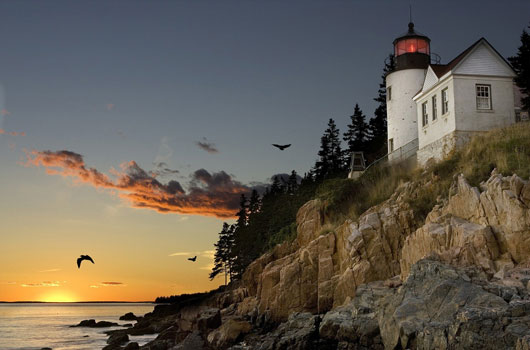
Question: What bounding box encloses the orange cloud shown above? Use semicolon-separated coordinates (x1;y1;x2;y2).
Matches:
25;150;254;218
21;281;61;287
99;282;126;287
0;129;25;136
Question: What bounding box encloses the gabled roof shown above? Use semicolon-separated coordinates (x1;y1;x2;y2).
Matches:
413;37;516;100
429;38;480;78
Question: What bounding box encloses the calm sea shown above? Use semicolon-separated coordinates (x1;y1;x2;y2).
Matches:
0;303;158;350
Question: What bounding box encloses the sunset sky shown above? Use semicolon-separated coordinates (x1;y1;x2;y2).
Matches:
1;0;529;302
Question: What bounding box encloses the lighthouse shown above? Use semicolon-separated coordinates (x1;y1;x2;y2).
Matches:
386;22;431;158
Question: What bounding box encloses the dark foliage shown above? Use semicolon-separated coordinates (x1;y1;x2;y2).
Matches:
509;24;530;111
366;54;395;163
343;103;370;156
314;118;345;179
154;287;224;304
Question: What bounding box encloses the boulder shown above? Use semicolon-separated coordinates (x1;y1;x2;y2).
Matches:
173;331;207;350
207;319;251;349
107;332;129;345
71;319;119;327
119;312;139;321
265;312;320;350
123;343;139;350
197;308;222;333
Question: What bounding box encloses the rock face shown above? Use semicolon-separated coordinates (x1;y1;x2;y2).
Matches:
379;258;530;350
243;180;419;321
242;171;530;322
401;171;530;279
102;170;530;350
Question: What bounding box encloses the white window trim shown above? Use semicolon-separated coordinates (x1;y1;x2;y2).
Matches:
476;84;492;111
432;95;437;122
441;88;449;115
422;102;429;127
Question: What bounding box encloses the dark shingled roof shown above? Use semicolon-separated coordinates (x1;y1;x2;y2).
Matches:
429;38;481;78
414;37;515;99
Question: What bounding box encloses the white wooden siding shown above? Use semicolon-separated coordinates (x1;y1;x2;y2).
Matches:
453;42;515;77
422;66;439;92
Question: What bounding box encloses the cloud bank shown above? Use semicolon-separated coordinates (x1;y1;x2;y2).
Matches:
21;281;61;287
0;129;25;136
196;138;219;154
25;150;254;218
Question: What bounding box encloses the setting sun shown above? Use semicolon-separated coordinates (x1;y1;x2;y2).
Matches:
40;292;77;303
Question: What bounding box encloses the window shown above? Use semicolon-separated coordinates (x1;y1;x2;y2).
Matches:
476;84;492;110
389;138;394;152
422;102;428;127
432;95;437;121
441;88;448;115
387;86;392;101
394;38;430;56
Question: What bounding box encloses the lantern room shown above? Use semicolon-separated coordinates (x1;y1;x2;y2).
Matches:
393;22;431;71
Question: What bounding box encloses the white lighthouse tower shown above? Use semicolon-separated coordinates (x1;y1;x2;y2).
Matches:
386;22;431;158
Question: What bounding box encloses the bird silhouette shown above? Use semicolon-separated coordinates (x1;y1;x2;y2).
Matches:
272;144;291;151
188;256;197;262
77;255;95;269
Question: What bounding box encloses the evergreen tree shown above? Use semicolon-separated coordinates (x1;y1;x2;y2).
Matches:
210;222;235;285
315;131;331;179
343;104;369;156
235;194;248;228
368;54;395;160
314;118;343;178
270;176;282;195
287;170;299;194
509;25;530;111
248;189;261;216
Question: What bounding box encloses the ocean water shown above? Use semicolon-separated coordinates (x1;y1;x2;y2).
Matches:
0;303;158;350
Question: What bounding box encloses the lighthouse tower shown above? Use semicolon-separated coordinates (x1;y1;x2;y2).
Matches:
386;22;430;157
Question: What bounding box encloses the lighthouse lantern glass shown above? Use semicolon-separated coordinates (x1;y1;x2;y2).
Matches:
395;38;430;56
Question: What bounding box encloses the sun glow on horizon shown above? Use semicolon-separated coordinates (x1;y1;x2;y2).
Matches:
39;292;78;303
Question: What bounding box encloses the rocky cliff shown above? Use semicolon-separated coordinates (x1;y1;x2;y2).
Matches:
105;169;530;349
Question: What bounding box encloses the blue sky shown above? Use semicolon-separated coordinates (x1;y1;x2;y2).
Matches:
0;0;528;300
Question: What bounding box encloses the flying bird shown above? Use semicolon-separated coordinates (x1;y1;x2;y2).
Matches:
77;255;95;269
188;256;197;262
272;144;291;151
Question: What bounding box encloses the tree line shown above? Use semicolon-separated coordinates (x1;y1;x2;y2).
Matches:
209;22;530;285
209;56;395;283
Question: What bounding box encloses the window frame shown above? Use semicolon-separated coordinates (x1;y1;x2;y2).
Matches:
422;101;429;127
387;86;392;101
476;84;492;110
441;88;449;115
389;138;394;152
432;95;437;121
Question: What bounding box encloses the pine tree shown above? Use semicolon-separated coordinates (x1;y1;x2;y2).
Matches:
509;25;530;111
270;176;282;195
235;194;248;228
287;170;299;194
343;104;369;156
248;189;261;216
210;222;235;284
315;132;331;179
314;118;343;178
368;54;395;160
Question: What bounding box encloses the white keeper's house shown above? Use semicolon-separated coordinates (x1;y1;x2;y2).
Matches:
386;22;527;165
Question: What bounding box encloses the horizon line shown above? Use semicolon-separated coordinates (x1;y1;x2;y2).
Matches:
0;300;155;303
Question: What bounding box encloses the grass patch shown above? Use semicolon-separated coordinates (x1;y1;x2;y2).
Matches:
317;123;530;224
266;222;298;250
